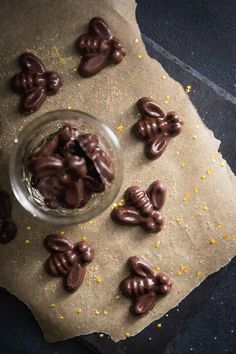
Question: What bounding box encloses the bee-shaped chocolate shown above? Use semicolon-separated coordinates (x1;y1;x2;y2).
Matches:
111;180;167;233
75;17;126;77
10;52;63;114
120;256;172;316
133;97;184;160
44;234;94;292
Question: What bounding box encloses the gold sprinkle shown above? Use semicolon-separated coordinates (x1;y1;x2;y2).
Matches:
192;135;198;141
179;84;183;88
118;199;125;206
210;238;216;245
95;276;103;283
186;85;192;89
25;240;30;245
217;224;223;229
88;220;94;225
164;100;169;104
196;271;203;277
99;333;104;338
196;124;200;129
207;168;214;175
166;95;170;100
181;264;189;273
176;270;182;276
124;332;130;337
194;186;199;193
103;309;108;315
181;161;187;167
156;323;162;328
116;123;124;132
138;54;143;59
26;226;31;230
202;206;209;212
200;175;206;181
67;104;71;110
60;230;65;235
111;202;118;209
223;233;229;239
59;315;64;320
50;304;56;308
183;192;191;201
94;309;100;316
232;236;236;241
175;216;182;223
155;241;160;248
115;294;121;299
161;74;166;80
211;154;216;162
72;66;77;72
135;38;139;43
154;266;160;273
82;235;87;241
76;308;82;315
220;161;225;167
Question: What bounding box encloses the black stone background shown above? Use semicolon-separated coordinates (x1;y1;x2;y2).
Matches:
0;1;235;353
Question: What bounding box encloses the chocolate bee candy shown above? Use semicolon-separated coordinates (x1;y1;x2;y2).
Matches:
0;191;17;244
44;234;94;292
10;52;63;114
75;17;126;77
133;97;184;159
120;256;172;316
111;180;167;233
28;124;114;209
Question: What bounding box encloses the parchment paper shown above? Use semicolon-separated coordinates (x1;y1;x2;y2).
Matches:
0;0;235;342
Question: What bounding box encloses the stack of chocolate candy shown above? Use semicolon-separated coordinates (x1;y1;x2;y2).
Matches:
28;124;114;209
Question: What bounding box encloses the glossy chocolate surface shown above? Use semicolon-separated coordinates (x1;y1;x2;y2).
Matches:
133;97;183;159
10;52;63;114
76;17;126;77
44;234;94;292
111;180;167;233
120;256;172;316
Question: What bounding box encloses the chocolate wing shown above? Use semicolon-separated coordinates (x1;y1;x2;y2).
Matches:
78;53;108;77
89;17;113;40
130;292;156;316
147;180;167;211
64;264;86;292
44;234;73;253
111;206;142;226
19;52;46;73
137;97;166;119
127;256;156;278
20;87;47;114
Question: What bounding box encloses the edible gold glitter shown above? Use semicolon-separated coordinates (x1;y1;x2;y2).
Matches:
59;315;64;320
161;74;166;80
60;230;65;235
50;304;56;308
164;100;169;104
94;309;100;315
207;168;214;175
95;276;103;283
200;175;206;181
175;216;182;223
67;104;71;110
135;38;139;43
155;241;160;248
183;192;191;201
118;199;125;206
217;224;223;229
76;308;82;315
192;135;198;140
181;161;187;167
176;270;182;276
202;206;209;212
25;240;30;245
220;161;225;167
181;264;189;273
82;236;87;241
223;233;229;239
156;323;162;328
116;124;124;132
155;266;160;273
72;66;77;72
124;332;130;337
88;220;94;225
194;186;199;193
210;238;216;245
138;54;143;59
26;226;31;230
99;333;104;338
232;236;236;241
115;294;121;299
211;154;216;162
103;309;108;315
166;95;170;100
196;271;203;277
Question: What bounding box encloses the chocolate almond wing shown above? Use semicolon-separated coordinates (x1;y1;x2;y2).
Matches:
130;292;156;316
145;134;169;160
111;206;142;226
147;180;167;211
88;17;113;40
64;264;86;292
21;87;47;114
137;97;166;119
78;53;108;78
127;256;156;278
19;52;46;73
44;234;74;253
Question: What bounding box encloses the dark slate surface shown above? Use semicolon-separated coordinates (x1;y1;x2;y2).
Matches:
0;1;235;353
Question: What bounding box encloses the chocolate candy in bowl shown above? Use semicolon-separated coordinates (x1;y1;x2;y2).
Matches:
9;110;123;225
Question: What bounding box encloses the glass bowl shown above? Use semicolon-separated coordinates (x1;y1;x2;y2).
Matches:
9;110;123;225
